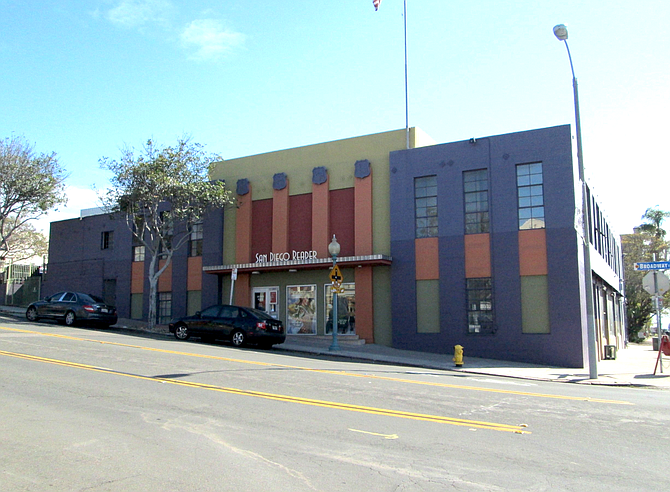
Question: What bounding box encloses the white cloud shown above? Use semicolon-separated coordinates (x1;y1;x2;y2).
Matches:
180;19;245;61
34;186;103;234
107;0;174;29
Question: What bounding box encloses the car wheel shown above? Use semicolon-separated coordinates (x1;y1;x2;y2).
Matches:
174;324;190;341
64;311;76;326
231;330;246;347
26;307;39;322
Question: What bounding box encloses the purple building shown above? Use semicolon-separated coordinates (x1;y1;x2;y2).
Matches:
389;125;624;367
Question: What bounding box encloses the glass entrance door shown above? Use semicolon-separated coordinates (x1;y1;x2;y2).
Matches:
252;287;279;319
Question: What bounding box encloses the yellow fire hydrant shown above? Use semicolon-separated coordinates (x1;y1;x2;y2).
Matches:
453;345;464;367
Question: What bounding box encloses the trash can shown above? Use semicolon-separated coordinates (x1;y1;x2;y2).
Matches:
604;345;616;360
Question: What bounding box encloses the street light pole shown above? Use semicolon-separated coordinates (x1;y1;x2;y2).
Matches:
328;234;341;352
554;24;598;379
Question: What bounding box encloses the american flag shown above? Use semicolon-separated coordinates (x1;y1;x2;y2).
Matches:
373;0;382;11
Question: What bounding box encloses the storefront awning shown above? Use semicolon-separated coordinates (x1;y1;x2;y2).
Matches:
203;254;392;275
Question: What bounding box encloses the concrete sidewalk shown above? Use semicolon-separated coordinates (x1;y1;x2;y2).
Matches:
2;304;669;388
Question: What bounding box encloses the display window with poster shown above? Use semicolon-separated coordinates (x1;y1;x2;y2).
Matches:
286;285;317;335
325;283;355;335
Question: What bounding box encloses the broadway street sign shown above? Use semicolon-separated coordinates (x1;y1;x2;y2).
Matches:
634;261;670;271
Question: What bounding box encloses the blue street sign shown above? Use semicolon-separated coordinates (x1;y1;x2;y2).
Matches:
634;261;670;271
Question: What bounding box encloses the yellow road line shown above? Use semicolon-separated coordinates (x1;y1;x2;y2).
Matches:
349;429;399;439
0;349;529;434
0;326;632;405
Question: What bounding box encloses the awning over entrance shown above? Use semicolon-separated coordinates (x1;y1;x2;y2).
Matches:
203;254;392;275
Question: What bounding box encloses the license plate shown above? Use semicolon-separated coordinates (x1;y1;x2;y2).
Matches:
101;308;108;313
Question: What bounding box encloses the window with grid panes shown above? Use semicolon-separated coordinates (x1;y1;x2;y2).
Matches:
414;176;438;238
463;169;489;234
516;163;545;230
466;278;495;334
189;222;203;257
157;292;172;325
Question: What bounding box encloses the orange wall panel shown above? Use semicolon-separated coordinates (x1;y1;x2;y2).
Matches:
311;178;330;258
157;259;172;292
464;234;491;278
415;237;440;280
236;187;253;264
272;186;289;253
130;262;144;294
519;229;548;276
187;256;202;291
234;273;251;307
355;266;374;343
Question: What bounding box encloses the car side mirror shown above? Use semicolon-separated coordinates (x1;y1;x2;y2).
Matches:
195;311;202;318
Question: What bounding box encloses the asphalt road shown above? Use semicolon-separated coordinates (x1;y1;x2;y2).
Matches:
2;317;669;491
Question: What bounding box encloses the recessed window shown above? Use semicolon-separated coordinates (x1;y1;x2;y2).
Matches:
157;292;172;325
516;163;545;230
189;222;203;257
101;231;114;250
463;169;489;234
415;176;438;238
133;245;145;262
466;278;495;334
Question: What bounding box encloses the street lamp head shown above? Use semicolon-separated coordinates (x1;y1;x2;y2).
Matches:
328;234;340;257
553;24;568;41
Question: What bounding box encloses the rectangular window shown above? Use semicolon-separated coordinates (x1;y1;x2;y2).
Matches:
325;283;355;335
415;176;438;238
286;285;317;335
189;222;204;257
157;292;172;325
466;278;495;334
133;245;145;262
463;169;489;234
516;163;545;230
101;231;114;250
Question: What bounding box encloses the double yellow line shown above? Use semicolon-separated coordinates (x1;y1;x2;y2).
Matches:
0;326;632;405
0;348;530;434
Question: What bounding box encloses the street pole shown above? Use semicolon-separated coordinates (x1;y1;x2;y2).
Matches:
554;24;598;379
653;270;664;373
403;0;409;150
328;235;341;351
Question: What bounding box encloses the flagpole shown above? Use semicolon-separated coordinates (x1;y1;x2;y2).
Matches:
404;0;409;149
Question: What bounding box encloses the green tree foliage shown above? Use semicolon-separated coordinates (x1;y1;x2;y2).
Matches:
622;207;670;342
100;137;234;329
0;136;67;263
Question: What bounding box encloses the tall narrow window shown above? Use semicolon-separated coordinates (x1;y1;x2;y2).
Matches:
101;231;114;250
516;163;545;230
466;278;494;334
463;169;489;234
157;292;172;325
189;221;204;257
415;176;438;238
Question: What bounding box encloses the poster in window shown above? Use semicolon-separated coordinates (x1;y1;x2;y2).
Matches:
286;285;316;335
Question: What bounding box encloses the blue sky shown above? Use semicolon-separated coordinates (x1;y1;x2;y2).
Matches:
2;1;669;235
